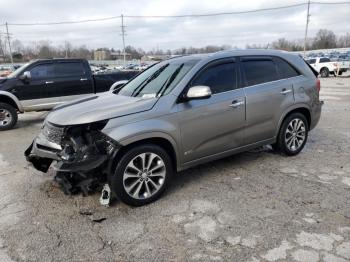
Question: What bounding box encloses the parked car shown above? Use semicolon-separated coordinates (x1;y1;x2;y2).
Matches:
305;57;348;77
135;63;150;71
0;59;138;130
25;50;323;206
0;65;17;77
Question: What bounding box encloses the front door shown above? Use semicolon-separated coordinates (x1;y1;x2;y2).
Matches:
176;59;246;163
15;62;56;111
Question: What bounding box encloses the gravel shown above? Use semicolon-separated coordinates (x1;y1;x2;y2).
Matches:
0;75;349;261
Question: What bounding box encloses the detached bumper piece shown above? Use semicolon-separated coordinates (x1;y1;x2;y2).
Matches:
25;122;119;196
54;171;106;196
25;142;55;173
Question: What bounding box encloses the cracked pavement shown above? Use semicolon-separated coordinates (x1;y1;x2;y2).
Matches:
0;75;349;261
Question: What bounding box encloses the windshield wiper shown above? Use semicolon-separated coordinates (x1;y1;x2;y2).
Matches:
131;64;169;97
156;63;184;97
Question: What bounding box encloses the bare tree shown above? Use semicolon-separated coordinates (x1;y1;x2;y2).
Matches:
337;33;350;48
312;29;337;49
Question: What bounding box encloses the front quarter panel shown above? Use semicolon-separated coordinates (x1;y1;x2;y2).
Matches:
101;95;182;170
102;117;181;169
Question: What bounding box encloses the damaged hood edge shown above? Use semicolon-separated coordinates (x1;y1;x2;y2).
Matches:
45;92;158;126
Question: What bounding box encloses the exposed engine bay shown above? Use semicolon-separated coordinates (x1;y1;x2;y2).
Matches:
25;121;119;198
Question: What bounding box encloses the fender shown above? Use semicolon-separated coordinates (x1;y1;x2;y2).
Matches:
103;119;182;170
275;103;311;137
0;91;24;112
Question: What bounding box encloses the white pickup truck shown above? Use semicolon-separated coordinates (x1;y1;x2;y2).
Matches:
306;57;348;77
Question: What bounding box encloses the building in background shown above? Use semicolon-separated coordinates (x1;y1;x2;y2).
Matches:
111;51;132;60
94;49;111;60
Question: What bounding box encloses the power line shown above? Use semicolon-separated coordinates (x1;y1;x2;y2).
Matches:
1;1;350;26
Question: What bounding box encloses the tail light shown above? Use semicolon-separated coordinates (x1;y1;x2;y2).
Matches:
316;78;321;92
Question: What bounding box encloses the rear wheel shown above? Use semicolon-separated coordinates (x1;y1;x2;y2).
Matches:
0;103;18;131
274;113;308;156
320;67;329;78
110;144;173;206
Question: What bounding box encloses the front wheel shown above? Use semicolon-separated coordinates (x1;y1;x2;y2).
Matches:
0;103;18;131
110;144;173;206
274;113;309;156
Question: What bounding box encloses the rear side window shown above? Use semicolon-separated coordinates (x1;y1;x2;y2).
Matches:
30;64;55;79
241;59;279;86
191;62;236;94
274;57;300;78
54;62;85;77
320;58;330;63
307;59;316;64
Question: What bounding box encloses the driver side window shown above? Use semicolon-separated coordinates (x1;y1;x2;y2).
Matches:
191;62;236;94
30;64;54;80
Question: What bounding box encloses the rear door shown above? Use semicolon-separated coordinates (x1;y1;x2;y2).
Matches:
50;61;94;102
241;56;297;144
176;58;246;163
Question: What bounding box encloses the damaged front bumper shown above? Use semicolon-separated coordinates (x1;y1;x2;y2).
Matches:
25;121;120;194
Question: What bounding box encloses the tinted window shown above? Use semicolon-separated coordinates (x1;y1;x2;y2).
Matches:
320;58;330;63
30;64;54;79
191;62;236;94
242;59;278;86
274;57;300;78
307;59;316;64
118;59;198;97
54;62;85;77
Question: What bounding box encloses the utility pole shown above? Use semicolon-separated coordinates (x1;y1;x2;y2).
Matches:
303;0;311;56
0;34;5;59
121;14;126;67
5;22;13;64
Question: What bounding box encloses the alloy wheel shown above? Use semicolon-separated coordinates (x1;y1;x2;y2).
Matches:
285;118;306;152
123;152;166;200
0;109;12;127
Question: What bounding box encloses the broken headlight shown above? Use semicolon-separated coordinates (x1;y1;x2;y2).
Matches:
57;120;118;164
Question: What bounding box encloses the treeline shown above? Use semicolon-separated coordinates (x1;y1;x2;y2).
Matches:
1;29;349;62
270;29;350;51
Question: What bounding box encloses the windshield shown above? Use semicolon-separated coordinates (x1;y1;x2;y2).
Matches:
118;59;199;98
8;63;29;78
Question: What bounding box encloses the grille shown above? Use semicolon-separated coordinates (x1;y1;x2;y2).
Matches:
42;123;64;145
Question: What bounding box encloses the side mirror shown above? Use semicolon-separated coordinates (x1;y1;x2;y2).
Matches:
109;80;128;93
19;71;31;81
184;86;212;100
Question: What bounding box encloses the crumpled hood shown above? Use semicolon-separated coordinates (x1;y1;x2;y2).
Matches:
46;92;158;126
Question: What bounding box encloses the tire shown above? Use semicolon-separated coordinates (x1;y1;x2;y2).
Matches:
320;67;329;78
110;144;173;206
0;103;18;131
275;113;309;156
338;71;343;76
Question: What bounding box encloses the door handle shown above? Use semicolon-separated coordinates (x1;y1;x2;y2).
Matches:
45;81;54;84
80;78;88;81
229;100;245;108
280;89;292;95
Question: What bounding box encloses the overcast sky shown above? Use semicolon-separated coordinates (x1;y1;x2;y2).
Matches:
0;0;349;51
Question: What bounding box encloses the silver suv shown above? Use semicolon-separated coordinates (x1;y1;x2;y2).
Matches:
25;50;323;206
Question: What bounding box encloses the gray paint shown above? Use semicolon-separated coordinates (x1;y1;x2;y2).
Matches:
34;49;322;171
